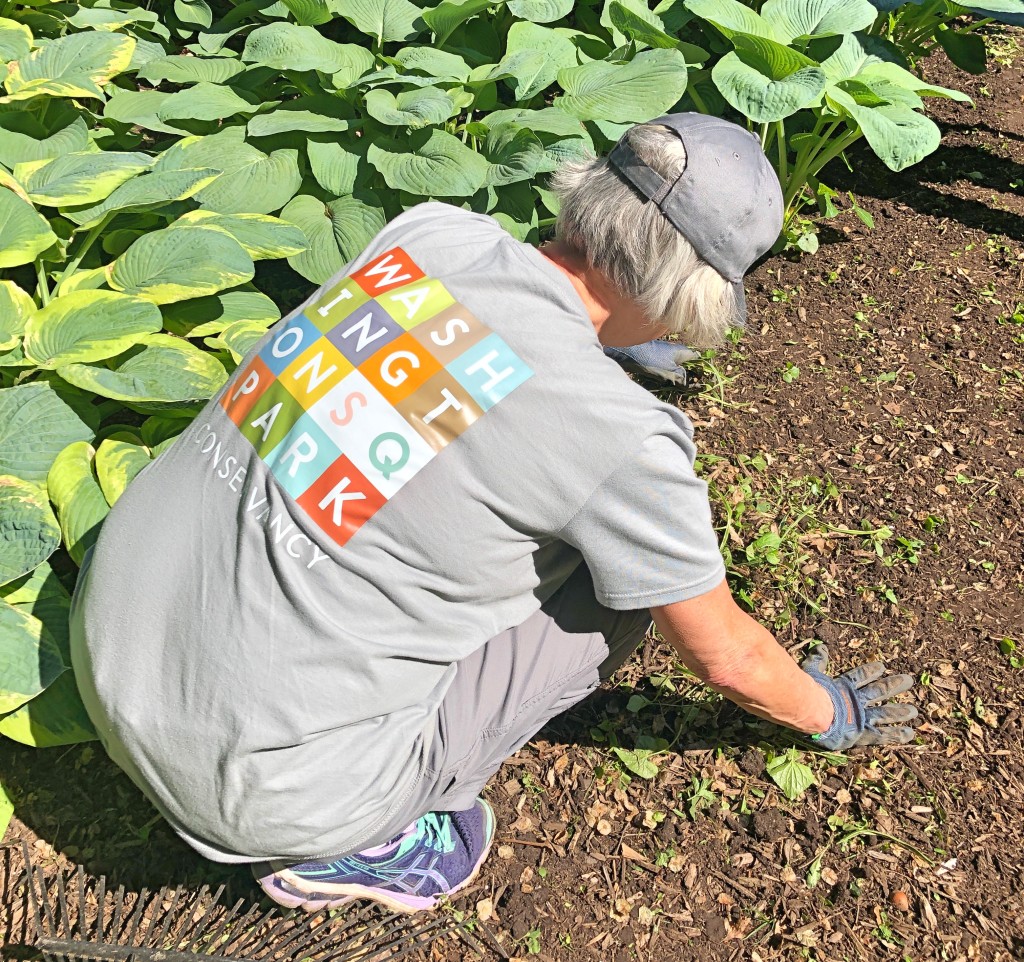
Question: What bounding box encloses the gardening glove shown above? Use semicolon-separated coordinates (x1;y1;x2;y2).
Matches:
801;645;918;750
604;340;699;388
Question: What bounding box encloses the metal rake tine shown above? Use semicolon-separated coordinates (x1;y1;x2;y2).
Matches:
169;884;211;948
346;914;450;962
22;842;45;941
122;886;151;948
55;870;71;939
388;917;465;962
108;883;126;942
208;901;270;956
35;864;58;937
232;904;306;957
135;888;171;949
260;910;341;961
150;884;183;949
187;894;247;956
301;907;408;958
75;864;88;942
180;883;227;954
452;917;489;958
95;874;106;943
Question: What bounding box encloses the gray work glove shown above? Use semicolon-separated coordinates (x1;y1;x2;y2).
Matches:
802;646;918;750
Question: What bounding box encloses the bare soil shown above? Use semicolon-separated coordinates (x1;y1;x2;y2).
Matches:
2;31;1023;962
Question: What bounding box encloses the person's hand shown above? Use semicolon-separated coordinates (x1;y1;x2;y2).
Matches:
801;645;918;750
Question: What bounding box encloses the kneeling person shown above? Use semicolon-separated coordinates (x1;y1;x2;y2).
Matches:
70;115;917;914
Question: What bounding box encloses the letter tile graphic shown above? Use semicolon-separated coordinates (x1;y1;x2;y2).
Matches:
220;246;534;547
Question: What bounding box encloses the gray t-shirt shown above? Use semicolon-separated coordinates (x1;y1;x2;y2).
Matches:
70;202;724;862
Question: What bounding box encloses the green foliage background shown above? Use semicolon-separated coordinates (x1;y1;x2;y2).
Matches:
0;0;1019;760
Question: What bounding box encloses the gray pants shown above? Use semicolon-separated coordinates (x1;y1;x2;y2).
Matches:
353;562;650;852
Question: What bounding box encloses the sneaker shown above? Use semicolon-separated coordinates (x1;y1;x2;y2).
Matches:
255;798;495;915
604;340;699;388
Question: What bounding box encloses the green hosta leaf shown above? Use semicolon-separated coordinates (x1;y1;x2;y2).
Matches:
0;668;97;747
827;87;940;171
485;105;588;140
368;128;490;196
601;0;664;47
0;560;65;606
168;211;308;260
856;62;972;103
137;55;247;85
140;415;191;447
819;32;904;85
175;0;213;28
484;124;555;186
766;749;816;800
0;17;32;63
333;0;425;43
95;437;152;505
3;31;135;101
0;190;57;269
609;2;709;60
364;86;457;127
712;36;826;122
15;151;151;208
109;227;255;305
163;290;281;336
935;28;987;75
0;116;89;168
281;193;386;284
682;0;774;39
0;281;34;352
329;45;378;88
243;22;364;72
246;96;355;136
58;335;228;413
500;22;579;100
0;476;60;588
160;133;302;215
0;602;65;714
63;167;219;228
156;82;259;123
422;0;492;43
67;4;161;31
206;319;273;362
46;442;109;566
761;0;876;44
556;49;690;123
56;266;107;298
393;46;471;82
308;140;361;195
104;88;182;136
508;0;574;23
283;0;334;25
610;746;660;779
0;383;93;483
23;290;162;369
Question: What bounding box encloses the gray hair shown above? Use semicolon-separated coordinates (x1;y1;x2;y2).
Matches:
549;124;739;347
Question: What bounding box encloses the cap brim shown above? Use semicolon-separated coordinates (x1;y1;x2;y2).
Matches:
731;279;747;330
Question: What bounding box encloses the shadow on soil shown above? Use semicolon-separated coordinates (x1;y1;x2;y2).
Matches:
834;141;1024;243
1;679;802;898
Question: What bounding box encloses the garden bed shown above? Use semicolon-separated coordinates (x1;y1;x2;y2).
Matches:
2;37;1023;962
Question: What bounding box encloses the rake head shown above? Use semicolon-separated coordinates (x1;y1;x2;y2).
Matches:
1;843;506;962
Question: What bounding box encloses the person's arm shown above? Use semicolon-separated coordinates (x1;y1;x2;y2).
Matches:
651;577;834;734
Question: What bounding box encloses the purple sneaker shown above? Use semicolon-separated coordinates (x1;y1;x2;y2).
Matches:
255;798;495;915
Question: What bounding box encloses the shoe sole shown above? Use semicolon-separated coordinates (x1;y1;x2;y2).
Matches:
259;800;496;916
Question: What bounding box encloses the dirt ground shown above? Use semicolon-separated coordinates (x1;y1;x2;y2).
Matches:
2;29;1023;962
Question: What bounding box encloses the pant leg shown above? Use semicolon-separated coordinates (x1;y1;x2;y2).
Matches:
416;561;649;814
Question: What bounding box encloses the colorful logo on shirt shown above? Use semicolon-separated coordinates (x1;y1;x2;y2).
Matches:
219;247;534;548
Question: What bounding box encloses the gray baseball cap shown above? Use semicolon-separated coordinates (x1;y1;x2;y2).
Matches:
607;112;784;326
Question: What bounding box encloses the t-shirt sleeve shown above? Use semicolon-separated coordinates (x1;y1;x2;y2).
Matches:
558;425;726;610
